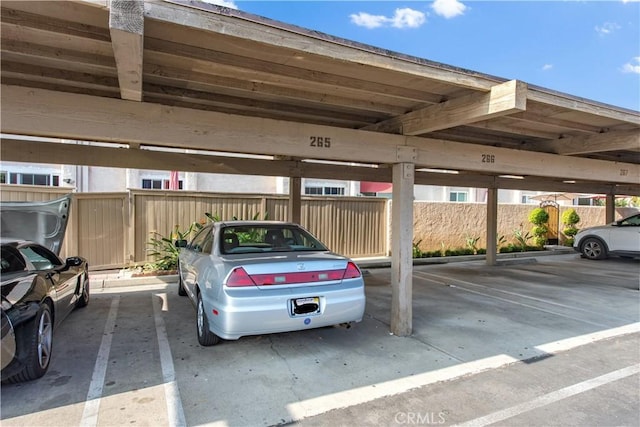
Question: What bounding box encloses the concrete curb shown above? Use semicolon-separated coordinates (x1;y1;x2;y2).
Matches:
356;247;575;269
90;247;575;288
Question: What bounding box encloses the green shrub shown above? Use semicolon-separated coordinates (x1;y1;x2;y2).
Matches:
561;209;580;226
528;208;549;248
561;208;580;246
528;208;549;226
563;227;579;237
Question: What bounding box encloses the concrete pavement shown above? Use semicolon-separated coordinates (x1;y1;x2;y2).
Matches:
2;253;638;426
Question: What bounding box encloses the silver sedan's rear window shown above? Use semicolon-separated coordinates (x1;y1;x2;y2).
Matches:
221;226;328;254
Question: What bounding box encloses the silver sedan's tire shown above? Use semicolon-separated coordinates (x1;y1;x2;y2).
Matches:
581;237;607;260
177;267;187;297
196;293;219;346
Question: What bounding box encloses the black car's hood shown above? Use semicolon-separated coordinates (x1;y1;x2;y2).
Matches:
0;195;72;255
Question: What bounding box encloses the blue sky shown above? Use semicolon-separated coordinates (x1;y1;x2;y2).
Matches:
204;0;640;111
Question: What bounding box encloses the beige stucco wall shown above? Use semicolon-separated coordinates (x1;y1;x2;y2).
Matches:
411;202;639;252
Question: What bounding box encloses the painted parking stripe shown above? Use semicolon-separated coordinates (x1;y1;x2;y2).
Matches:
413;271;609;327
286;323;639;422
452;364;640;427
153;293;187;427
80;296;120;427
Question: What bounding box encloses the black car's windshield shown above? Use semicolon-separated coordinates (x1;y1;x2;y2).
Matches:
220;225;328;254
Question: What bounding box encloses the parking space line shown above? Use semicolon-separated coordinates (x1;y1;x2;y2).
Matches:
413;271;609;327
452;364;640;427
286;326;639;422
152;293;187;427
80;296;120;427
414;270;630;322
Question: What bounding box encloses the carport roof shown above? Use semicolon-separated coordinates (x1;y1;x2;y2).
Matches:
1;0;639;191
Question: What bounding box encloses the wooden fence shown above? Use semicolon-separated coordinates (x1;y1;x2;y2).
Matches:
0;186;388;269
3;185;633;271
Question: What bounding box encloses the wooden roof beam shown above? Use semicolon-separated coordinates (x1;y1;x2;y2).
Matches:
528;129;640;155
363;80;527;135
5;137;637;195
109;0;143;101
3;85;638;185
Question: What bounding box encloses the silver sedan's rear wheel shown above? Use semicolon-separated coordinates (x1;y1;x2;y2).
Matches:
581;237;607;260
196;293;219;346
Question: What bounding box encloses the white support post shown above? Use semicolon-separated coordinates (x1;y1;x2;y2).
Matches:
391;162;414;337
289;177;302;224
486;187;498;266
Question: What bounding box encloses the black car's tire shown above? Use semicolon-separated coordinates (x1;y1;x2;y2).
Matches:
8;304;53;382
196;293;219;346
581;237;607;260
75;270;90;308
177;268;187;297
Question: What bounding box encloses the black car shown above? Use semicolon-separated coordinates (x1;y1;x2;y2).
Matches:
1;195;89;382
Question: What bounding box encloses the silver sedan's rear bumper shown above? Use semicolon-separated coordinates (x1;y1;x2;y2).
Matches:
202;279;365;340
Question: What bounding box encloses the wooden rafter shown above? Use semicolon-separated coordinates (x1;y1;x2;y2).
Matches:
109;0;143;101
363;80;527;135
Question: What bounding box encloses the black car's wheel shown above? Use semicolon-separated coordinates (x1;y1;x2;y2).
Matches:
177;267;187;297
9;304;53;382
196;293;219;346
581;237;607;260
75;270;90;308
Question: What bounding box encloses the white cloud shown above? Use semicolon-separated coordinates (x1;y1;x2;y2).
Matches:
542;64;553;71
431;0;467;19
350;8;426;29
595;22;621;35
200;0;238;9
391;8;427;28
622;57;640;74
350;12;388;29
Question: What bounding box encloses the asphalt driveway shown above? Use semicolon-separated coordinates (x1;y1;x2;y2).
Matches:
1;254;638;426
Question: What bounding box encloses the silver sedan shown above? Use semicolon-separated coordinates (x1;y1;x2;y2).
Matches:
176;221;365;346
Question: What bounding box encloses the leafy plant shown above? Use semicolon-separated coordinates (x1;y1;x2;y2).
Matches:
413;239;424;258
513;228;532;252
147;223;197;271
465;235;480;255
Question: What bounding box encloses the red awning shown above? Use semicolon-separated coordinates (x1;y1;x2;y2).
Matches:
360;181;392;193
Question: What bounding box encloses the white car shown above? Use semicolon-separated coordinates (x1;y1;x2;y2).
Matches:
573;213;640;260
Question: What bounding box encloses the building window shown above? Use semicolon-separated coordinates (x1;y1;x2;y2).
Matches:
2;172;59;187
304;187;322;195
449;191;467;202
142;179;183;190
325;187;344;195
304;186;344;196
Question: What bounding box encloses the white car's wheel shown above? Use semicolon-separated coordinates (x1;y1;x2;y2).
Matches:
581;237;607;260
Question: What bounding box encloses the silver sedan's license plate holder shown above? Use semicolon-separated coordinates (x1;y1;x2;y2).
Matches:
290;297;320;316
